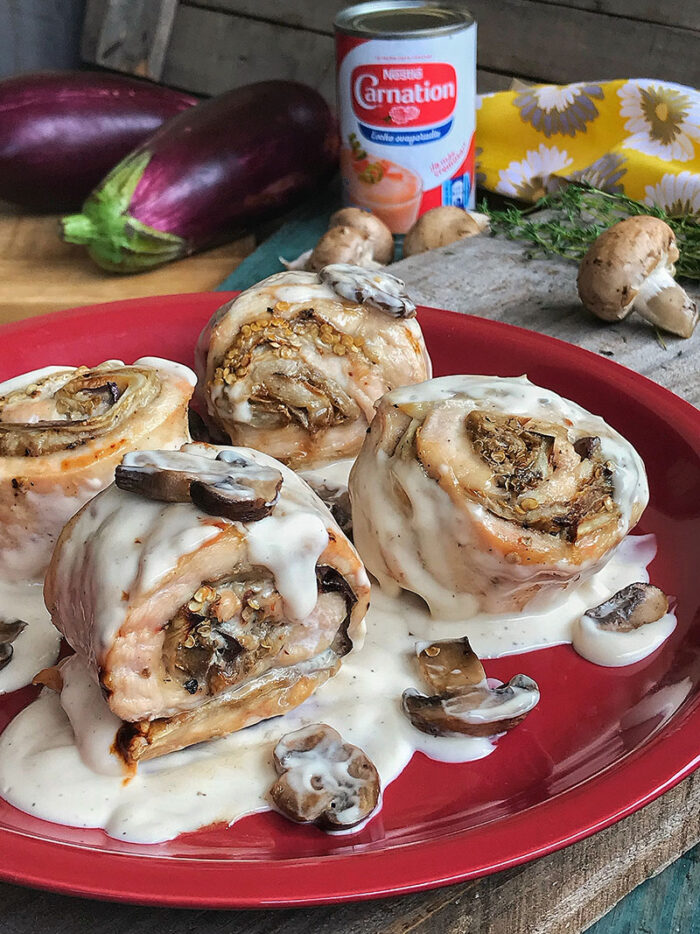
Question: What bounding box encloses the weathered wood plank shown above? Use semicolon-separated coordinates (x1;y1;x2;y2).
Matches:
394;235;700;406
0;0;85;79
81;0;178;80
466;0;700;86
162;4;337;98
185;0;700;38
535;0;700;34
162;4;510;98
1;771;698;933
181;0;700;87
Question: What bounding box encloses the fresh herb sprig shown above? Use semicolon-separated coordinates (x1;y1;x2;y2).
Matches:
483;184;700;280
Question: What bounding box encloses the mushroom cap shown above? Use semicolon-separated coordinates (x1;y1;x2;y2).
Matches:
417;637;485;695
319;263;416;318
0;619;26;673
115;449;283;521
307;226;376;272
577;215;679;322
402;674;540;738
584;582;668;632
329;207;394;265
270;723;380;829
403;206;488;258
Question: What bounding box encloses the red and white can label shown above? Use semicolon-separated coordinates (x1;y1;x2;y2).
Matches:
336;27;476;233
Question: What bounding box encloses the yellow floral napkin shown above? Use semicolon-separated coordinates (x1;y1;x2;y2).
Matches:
476;79;700;213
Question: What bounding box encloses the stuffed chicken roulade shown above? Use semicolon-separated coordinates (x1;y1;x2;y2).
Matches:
0;357;195;580
44;443;370;768
195;265;431;468
350;375;648;618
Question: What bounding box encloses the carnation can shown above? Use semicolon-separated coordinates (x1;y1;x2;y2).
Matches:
335;1;476;234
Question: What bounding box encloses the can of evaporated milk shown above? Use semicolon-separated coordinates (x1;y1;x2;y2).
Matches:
334;1;476;234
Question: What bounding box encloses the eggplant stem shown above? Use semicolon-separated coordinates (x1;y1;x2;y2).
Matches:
61;213;96;244
60;149;188;274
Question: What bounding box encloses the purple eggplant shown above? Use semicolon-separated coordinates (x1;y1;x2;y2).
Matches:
62;81;339;273
0;71;198;212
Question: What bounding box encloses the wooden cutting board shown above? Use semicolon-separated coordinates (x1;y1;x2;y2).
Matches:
0;203;255;323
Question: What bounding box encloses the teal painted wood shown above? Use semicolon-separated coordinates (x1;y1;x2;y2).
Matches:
586;842;700;933
215;183;341;293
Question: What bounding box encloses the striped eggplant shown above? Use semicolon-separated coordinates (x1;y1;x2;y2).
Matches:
0;71;197;211
62;81;339;273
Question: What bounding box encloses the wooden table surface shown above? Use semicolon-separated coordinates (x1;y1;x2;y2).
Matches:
0;203;255;322
0;208;698;933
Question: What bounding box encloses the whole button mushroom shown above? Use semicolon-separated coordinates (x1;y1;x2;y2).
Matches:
285;208;394;272
403;206;490;258
577;216;698;338
327;207;395;265
269;723;380;830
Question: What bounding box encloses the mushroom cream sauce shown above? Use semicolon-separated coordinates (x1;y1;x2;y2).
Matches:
0;379;676;843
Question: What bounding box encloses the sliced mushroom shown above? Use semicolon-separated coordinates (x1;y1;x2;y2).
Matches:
319;263;416;318
573;435;602;459
402;674;540;738
577;216;698;338
115;451;195;501
115;449;283;521
269;723;380;830
583;582;669;632
417;637;486;695
0;618;27;671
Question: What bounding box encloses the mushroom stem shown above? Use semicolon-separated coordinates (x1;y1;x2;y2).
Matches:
633;266;698;338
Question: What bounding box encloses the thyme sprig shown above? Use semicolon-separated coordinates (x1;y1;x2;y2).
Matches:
483;184;700;280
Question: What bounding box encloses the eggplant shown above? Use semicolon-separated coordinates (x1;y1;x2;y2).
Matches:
0;72;198;212
62;81;339;273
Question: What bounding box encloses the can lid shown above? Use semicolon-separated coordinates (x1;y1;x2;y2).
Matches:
335;1;474;38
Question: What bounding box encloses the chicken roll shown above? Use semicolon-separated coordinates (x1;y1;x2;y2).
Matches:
0;357;194;580
44;443;370;768
195;265;431;468
349;375;648;617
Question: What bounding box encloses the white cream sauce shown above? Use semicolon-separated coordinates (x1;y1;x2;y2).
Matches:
133;357;196;387
299;458;354;490
572;609;677;667
247;514;329;622
0;531;671;843
0;579;60;695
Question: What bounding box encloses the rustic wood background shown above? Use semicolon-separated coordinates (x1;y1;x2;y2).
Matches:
82;0;700;97
0;0;86;77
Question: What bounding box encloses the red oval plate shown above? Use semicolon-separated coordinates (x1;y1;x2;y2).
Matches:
0;294;699;908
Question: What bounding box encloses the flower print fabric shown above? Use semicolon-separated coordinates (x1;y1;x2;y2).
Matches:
618;80;700;163
476;78;700;213
514;84;604;137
